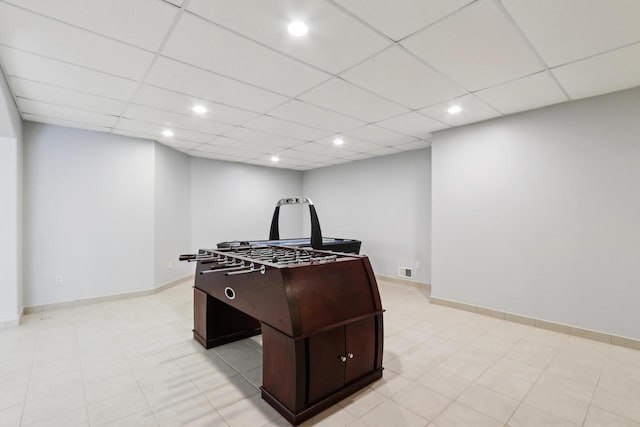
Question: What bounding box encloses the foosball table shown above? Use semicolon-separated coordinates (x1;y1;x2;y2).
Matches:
181;245;384;425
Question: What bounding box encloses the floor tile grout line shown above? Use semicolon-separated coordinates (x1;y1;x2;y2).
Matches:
73;320;92;427
441;339;518;425
17;340;36;427
580;359;607;427
502;338;566;426
108;317;162;427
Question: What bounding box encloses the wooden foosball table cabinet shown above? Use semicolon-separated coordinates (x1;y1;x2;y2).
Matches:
184;246;384;425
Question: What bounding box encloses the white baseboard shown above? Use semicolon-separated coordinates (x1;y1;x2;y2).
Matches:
430;295;640;352
376;274;431;292
0;306;24;329
23;274;194;315
155;274;194;292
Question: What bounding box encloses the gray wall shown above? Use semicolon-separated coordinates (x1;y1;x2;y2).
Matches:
0;67;21;139
154;142;193;287
0;69;22;324
23;123;156;306
190;157;303;250
432;87;640;340
303;149;431;283
22;123;306;307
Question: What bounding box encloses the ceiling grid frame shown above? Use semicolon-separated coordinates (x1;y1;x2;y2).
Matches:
0;0;639;169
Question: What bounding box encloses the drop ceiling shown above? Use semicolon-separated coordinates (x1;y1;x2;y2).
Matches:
1;0;639;170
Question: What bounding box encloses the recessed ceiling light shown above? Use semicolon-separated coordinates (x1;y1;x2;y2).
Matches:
447;105;462;115
287;21;308;37
192;104;207;114
270;155;279;163
333;137;344;146
162;129;174;138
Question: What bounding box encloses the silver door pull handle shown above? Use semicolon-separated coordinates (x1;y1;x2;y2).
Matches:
348;353;354;359
340;356;347;363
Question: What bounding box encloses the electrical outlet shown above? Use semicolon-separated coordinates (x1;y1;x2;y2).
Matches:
168;261;174;270
415;261;421;270
55;275;63;286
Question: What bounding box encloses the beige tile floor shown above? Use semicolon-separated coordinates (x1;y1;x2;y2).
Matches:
1;279;640;426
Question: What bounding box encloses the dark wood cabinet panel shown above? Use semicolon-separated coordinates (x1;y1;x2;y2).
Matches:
193;288;208;341
345;317;376;384
262;323;306;413
307;326;346;404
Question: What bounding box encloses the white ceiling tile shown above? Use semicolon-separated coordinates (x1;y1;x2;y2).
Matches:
278;149;336;163
191;145;237;158
419;94;501;126
401;0;542;91
211;137;283;155
115;131;203;156
341;46;466;109
334;0;473;41
376;112;448;139
321;157;352;166
134;85;257;126
277;161;315;169
299;78;409;122
551;43;640;100
394;140;432;151
163;13;329;96
344;152;374;160
245;158;281;168
292;164;318;171
502;0;640;67
17;99;118;128
23;114;112;133
187;0;391;74
197;141;265;157
475;72;568;114
0;2;154;80
294;142;358;158
248;156;311;168
145;57;288;113
10;78;126;116
123;104;234;136
368;147;402;157
343;124;416;146
225;127;305;149
159;139;201;151
190;150;250;162
268;100;365;133
3;0;178;51
111;128;157;141
314;135;386;153
115;118;213;143
243;115;330;141
0;47;138;100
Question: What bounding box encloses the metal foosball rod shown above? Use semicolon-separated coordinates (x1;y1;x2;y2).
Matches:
200;264;247;274
225;264;266;276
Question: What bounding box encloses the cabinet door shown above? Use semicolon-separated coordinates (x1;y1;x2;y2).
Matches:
307;327;345;403
345;317;376;384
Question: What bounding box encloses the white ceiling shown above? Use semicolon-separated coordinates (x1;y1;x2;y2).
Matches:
1;0;639;171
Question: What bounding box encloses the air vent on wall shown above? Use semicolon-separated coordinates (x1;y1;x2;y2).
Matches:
398;267;412;278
